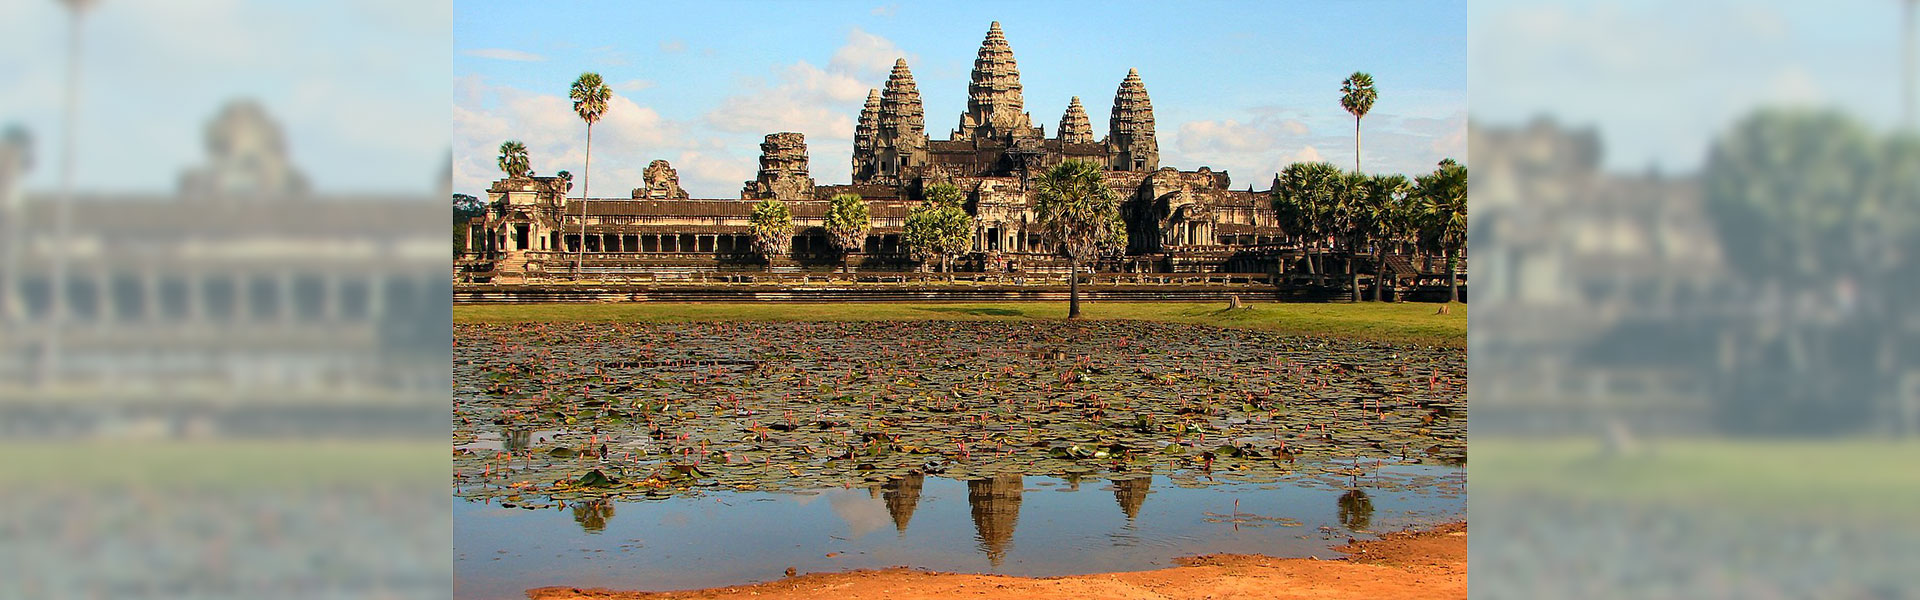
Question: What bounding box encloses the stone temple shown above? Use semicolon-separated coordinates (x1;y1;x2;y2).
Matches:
461;22;1289;282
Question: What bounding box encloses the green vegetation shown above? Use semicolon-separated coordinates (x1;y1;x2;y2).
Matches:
823;193;871;272
748;198;794;258
453;301;1466;347
1034;159;1126;319
1473;437;1920;516
495;140;529;178
903;183;975;273
0;441;447;489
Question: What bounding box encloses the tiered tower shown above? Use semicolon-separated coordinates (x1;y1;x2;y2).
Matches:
1057;96;1095;144
954;21;1037;142
1106;68;1159;171
873;58;928;183
852;89;881;182
739;132;815;200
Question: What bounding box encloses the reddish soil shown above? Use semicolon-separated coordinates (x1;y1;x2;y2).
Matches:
528;521;1466;600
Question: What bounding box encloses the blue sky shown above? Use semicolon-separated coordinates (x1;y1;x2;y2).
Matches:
1;0;448;195
1471;0;1917;173
454;0;1468;199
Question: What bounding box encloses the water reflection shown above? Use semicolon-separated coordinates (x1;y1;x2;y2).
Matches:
1114;477;1152;521
505;428;531;453
455;469;1464;596
968;475;1023;566
572;499;614;534
1338;489;1374;532
882;473;924;534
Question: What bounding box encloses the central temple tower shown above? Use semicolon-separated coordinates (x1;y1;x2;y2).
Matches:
954;22;1039;142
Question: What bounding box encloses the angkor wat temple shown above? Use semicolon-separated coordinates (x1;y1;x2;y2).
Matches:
460;22;1291;282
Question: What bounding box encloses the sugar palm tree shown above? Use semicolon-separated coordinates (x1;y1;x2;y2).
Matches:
496;140;530;178
749;199;795;264
1359;173;1413;301
1340;72;1377;172
1272;162;1345;286
569;72;612;277
1417;159;1468;303
824;193;871;273
1034;159;1124;319
1331;171;1370;301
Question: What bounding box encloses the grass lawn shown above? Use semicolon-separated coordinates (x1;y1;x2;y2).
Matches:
1472;437;1920;517
0;440;448;490
454;301;1466;347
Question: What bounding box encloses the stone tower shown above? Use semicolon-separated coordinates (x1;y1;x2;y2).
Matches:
955;21;1037;142
180;100;310;197
740;132;815;200
632;159;688;199
873;58;928;183
853;89;881;183
1057;96;1095;144
1106;69;1159;171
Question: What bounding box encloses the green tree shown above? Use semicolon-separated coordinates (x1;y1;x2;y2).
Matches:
569;72;612;277
1340;72;1377;173
749;199;795;262
903;197;974;274
1033;159;1124;319
824;193;872;272
1415;158;1468;303
1357;173;1413;301
1272;162;1345;286
453;193;484;255
555;170;573;194
496;140;530;178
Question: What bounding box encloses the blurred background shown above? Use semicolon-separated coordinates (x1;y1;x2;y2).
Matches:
1470;0;1920;597
0;0;450;598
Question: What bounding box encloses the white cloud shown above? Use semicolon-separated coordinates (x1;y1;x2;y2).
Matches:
701;29;909;188
659;38;687;53
870;4;899;18
612;78;655;92
461;48;546;62
829;27;910;79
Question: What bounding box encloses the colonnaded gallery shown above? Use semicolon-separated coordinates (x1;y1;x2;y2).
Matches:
460;22;1301;282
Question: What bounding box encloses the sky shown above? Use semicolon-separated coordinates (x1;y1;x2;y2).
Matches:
1470;0;1918;174
0;0;450;195
453;0;1468;199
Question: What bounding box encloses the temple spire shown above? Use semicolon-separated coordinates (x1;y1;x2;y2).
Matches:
1107;68;1158;170
1058;96;1094;144
875;59;927;181
853;89;881;182
956;21;1035;140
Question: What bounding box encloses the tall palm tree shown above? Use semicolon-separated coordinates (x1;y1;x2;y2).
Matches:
824;193;871;273
1033;159;1124;319
496;140;530;178
1417;159;1468;303
48;0;97;380
569;72;612;278
1331;170;1370;301
1340;72;1377;172
1359;173;1413;301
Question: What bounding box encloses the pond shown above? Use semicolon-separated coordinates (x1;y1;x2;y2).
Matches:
452;319;1466;597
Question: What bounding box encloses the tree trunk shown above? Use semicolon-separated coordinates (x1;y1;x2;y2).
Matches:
1354;116;1363;173
1347;236;1359;303
1447;247;1459;303
575;124;592;279
1372;248;1385;302
1068;257;1082;319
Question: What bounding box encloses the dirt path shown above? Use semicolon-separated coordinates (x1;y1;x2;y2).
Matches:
528;522;1466;600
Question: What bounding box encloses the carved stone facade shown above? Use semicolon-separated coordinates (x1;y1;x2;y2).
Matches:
740;133;815;201
464;21;1291;282
633;159;688;199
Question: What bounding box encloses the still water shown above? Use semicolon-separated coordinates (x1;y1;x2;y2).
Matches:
454;466;1463;599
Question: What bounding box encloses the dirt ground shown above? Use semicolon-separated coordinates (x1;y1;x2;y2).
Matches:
528;522;1466;600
